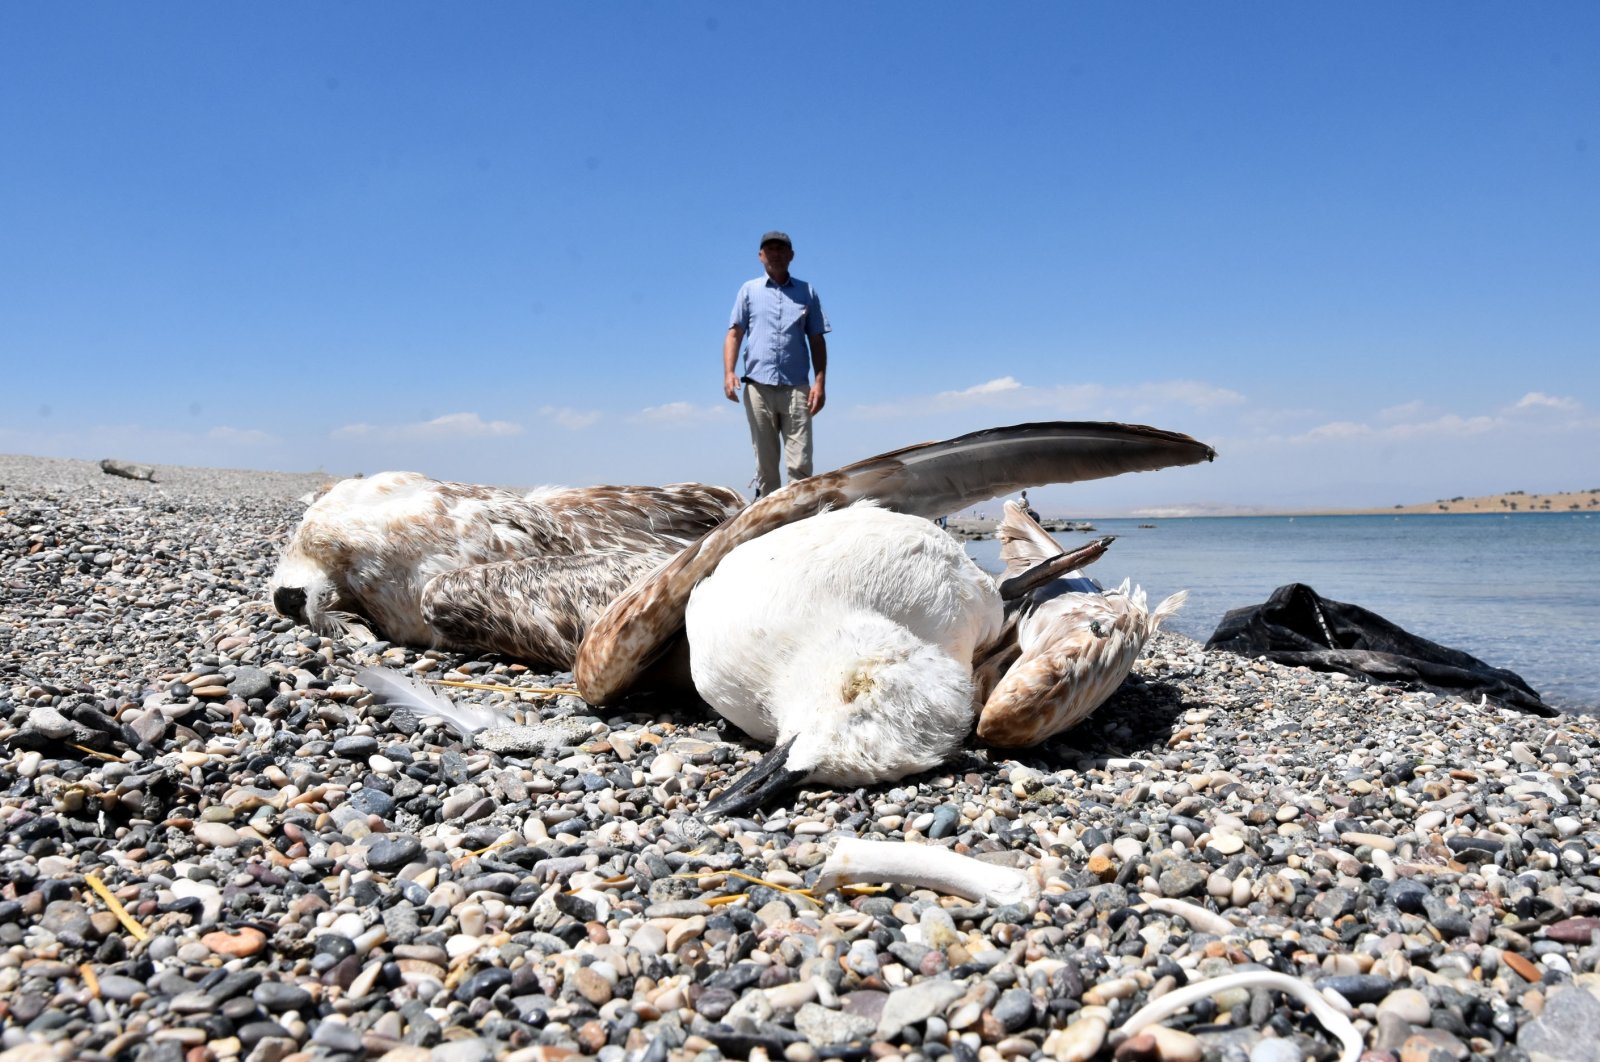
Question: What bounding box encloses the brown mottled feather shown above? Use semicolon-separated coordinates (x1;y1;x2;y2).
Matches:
422;550;673;668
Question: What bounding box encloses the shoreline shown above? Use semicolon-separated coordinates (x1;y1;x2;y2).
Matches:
948;507;1599;541
3;455;1600;1060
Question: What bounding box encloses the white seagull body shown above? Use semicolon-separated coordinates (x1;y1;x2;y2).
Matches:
686;501;1187;812
688;505;1004;787
268;471;743;667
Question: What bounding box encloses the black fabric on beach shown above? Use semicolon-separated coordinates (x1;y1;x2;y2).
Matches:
1205;582;1555;717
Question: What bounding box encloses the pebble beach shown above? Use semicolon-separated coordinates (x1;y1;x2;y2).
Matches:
5;456;1600;1062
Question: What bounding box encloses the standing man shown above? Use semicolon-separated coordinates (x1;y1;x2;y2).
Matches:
724;230;830;498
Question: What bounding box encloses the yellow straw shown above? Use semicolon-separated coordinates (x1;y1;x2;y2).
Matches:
84;872;149;942
71;744;123;763
674;869;816;898
431;679;580;697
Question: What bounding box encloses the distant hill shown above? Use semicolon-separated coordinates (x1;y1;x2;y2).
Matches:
1349;489;1600;515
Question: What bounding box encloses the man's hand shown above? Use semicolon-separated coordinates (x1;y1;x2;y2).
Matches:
723;326;745;402
808;380;826;416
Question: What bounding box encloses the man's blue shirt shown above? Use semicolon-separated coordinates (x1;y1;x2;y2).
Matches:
729;274;830;388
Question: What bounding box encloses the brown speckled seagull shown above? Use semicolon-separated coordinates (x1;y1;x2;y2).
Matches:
268;471;743;668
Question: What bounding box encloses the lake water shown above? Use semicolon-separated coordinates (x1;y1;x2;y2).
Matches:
964;512;1600;713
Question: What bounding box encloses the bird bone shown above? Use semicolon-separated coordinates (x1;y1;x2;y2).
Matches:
813;838;1039;906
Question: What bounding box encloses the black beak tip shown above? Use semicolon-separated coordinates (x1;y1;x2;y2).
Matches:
703;735;807;818
273;585;308;621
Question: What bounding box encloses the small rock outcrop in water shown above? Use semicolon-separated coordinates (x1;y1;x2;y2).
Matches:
99;457;157;482
1206;581;1554;715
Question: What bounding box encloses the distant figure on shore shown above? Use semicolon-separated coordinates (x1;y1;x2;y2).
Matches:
723;230;830;498
1020;490;1041;523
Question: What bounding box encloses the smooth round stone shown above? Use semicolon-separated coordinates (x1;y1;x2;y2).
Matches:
365;835;423;873
193;821;241;848
432;1040;495;1062
1315;974;1392;1004
1415;810;1447;832
627;924;667;957
1386;879;1429;914
201;927;266;957
1208;833;1245;855
928;805;960;839
347;788;396;819
794;1002;876;1046
1377;987;1431;1025
649;752;682;781
254;982;313;1012
1249;1039;1303;1062
992;988;1034;1033
1113;837;1144;862
1046;1013;1107;1062
96;974;147;1002
1341;831;1397;852
228;667;273;700
333;735;380;759
1142;1025;1202;1062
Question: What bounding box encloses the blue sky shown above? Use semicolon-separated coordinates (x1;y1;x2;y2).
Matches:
3;4;1595;513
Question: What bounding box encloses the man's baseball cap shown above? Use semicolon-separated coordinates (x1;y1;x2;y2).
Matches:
759;231;792;249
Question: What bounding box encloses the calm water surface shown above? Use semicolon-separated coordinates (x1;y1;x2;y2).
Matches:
966;512;1600;713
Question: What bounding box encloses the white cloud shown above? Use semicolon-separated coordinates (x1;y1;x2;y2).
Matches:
1375;400;1429;423
1123;380;1246;410
939;376;1022;399
854;376;1242;420
631;401;728;426
1511;391;1580;413
1297;420;1371;441
1294;413;1498;443
332;411;523;439
538;405;602;431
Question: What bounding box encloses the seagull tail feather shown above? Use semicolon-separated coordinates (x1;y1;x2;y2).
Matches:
1148;589;1189;632
996;499;1066;578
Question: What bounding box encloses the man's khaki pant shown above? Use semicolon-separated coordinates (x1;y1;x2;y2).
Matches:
742;380;812;498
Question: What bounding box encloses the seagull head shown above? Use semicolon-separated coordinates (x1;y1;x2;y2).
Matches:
268;548;359;639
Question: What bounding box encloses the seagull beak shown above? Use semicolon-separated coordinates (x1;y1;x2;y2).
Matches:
704;735;807;817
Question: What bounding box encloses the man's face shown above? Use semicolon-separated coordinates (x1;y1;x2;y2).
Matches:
759;241;793;276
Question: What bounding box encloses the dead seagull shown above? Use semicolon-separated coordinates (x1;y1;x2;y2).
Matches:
570;420;1213;812
576;420;1212;703
268;471;743;668
686;501;1187;814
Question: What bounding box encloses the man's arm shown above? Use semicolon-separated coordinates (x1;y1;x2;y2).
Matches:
807;333;827;416
723;325;745;402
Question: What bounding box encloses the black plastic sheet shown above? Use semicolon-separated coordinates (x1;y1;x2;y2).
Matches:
1205;583;1554;717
